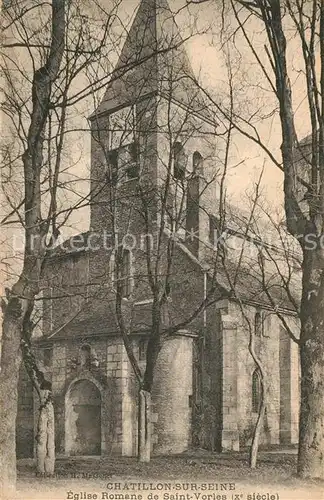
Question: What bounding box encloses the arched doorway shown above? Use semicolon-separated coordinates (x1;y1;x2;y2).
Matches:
66;379;101;456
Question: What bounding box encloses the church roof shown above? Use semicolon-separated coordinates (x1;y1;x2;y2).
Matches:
175;237;300;314
40;254;298;342
215;258;300;313
91;0;213;122
42;300;153;340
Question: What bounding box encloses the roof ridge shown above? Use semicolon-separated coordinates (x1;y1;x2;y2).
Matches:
92;0;211;121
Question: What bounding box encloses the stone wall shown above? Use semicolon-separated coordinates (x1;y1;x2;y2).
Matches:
198;303;222;451
220;306;240;451
28;333;195;458
279;324;300;444
53;338;136;456
199;298;300;452
224;301;300;449
19;297;300;459
51;343;67;454
152;335;194;454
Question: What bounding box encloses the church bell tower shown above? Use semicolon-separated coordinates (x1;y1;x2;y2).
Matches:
89;0;219;258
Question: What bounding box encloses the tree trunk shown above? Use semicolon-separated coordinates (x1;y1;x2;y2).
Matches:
298;343;324;479
36;390;55;476
21;338;56;477
138;389;151;463
296;250;324;479
0;0;65;493
0;309;23;498
297;269;324;479
249;401;266;469
295;250;324;479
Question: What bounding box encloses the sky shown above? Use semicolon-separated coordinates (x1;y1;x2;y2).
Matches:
0;0;315;320
61;0;288;238
1;0;314;249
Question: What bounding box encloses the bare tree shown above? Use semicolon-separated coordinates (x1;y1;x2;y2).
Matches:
187;0;324;480
40;11;280;463
47;0;230;463
0;0;124;491
79;83;229;461
0;0;215;483
0;2;66;492
223;172;268;468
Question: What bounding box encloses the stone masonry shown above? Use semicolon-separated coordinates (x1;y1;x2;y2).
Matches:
16;0;301;459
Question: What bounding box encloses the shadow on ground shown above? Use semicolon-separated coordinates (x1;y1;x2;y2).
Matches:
16;450;323;500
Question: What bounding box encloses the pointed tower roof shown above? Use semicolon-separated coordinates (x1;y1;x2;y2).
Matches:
92;0;211;120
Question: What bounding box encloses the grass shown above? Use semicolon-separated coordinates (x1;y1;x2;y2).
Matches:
15;451;323;500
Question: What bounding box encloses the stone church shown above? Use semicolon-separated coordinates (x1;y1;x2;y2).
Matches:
16;0;300;459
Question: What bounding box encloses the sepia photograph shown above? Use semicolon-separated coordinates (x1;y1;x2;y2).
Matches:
0;0;324;499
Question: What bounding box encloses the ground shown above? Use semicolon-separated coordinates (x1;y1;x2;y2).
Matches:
15;451;323;500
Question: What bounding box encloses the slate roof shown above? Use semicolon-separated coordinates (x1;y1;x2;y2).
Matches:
42;300;153;341
90;0;214;123
214;257;300;313
39;238;299;344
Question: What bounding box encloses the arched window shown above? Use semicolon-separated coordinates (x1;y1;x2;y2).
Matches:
173;142;186;180
254;310;263;337
105;149;118;185
119;141;140;181
139;339;147;361
80;344;91;369
126;141;140;180
113;247;134;298
193;151;203;174
209;215;219;246
120;248;132;298
109;250;116;288
161;283;172;326
252;369;262;413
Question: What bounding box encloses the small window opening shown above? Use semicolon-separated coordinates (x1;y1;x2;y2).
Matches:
126;141;140;180
105;149;118;185
173;142;186;180
139;339;146;361
209;215;219;246
116;247;133;298
254;311;263;337
252;368;262;413
193;151;203;174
